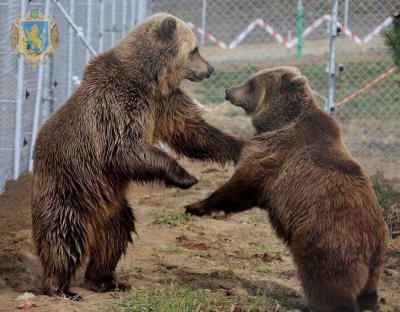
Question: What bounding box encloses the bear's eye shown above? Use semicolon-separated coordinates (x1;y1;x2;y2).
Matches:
190;47;199;56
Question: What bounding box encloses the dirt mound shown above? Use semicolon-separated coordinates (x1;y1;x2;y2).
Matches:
0;172;41;295
0;171;32;248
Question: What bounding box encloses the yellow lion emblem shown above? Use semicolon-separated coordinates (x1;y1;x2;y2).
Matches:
25;24;45;53
10;9;58;68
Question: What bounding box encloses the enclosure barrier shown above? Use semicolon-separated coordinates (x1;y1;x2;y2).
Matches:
0;0;399;193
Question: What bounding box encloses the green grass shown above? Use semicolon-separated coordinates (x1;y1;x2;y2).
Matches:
210;269;236;280
194;251;211;259
248;241;268;254
196;64;257;103
372;173;400;208
221;105;245;117
247;214;268;225
156;246;182;254
153;208;197;226
256;266;272;274
114;282;270;312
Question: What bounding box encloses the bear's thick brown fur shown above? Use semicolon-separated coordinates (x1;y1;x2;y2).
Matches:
186;67;389;312
31;13;243;300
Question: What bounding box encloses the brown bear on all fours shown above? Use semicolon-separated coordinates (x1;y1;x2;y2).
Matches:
31;13;244;300
186;67;389;312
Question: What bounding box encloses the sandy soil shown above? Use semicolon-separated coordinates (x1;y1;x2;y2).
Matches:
0;159;399;312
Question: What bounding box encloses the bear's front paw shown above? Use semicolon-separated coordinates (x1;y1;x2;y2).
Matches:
185;201;211;216
177;174;199;189
166;169;198;189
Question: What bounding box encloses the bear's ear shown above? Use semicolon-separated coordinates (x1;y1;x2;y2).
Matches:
159;17;177;40
280;73;307;93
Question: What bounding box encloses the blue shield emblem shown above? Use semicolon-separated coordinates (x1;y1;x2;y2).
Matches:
10;9;59;67
21;21;48;54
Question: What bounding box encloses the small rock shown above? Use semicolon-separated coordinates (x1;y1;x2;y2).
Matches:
16;292;35;301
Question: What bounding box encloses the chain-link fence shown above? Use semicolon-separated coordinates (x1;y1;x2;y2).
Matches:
0;0;399;192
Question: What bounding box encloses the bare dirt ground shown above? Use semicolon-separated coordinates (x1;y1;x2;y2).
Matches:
0;158;399;311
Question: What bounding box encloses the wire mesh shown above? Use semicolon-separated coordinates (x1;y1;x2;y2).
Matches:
0;0;399;192
0;0;19;191
154;0;400;177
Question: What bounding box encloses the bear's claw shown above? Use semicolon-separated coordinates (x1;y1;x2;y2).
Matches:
185;201;210;216
82;279;131;293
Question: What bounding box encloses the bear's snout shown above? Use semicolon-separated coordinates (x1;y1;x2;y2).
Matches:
225;88;232;101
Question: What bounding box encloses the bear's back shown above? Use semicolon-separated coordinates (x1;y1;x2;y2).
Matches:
258;108;386;247
32;89;98;175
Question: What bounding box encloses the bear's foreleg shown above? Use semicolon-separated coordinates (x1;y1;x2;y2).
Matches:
83;199;135;292
168;117;244;164
110;144;198;189
185;166;258;216
161;89;244;165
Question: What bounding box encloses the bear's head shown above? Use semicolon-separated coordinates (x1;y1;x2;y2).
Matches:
117;13;214;94
225;66;312;133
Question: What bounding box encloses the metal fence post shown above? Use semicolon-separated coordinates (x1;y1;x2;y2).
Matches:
48;57;55;114
52;0;96;56
137;0;148;22
14;0;26;179
200;0;207;46
131;0;137;26
29;0;51;171
296;0;304;58
86;0;93;62
344;0;349;29
67;0;75;96
99;0;104;51
325;0;339;114
111;0;116;46
122;0;127;37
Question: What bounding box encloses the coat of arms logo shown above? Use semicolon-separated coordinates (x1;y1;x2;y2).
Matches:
10;9;59;68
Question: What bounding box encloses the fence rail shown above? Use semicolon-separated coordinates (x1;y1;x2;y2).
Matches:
0;0;399;192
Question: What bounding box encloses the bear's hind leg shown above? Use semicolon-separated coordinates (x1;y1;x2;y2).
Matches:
306;285;359;312
357;264;383;312
299;265;361;312
83;199;135;292
34;207;88;301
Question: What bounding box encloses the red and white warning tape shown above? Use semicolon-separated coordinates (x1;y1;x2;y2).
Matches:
254;19;289;49
336;67;397;106
187;15;393;50
229;19;261;49
186;22;228;50
340;16;393;45
190;16;395;110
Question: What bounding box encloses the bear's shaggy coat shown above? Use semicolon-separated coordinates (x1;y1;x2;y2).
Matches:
186;67;388;312
31;13;243;299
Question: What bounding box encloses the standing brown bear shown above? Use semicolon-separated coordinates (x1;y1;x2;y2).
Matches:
31;13;243;300
186;67;388;312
